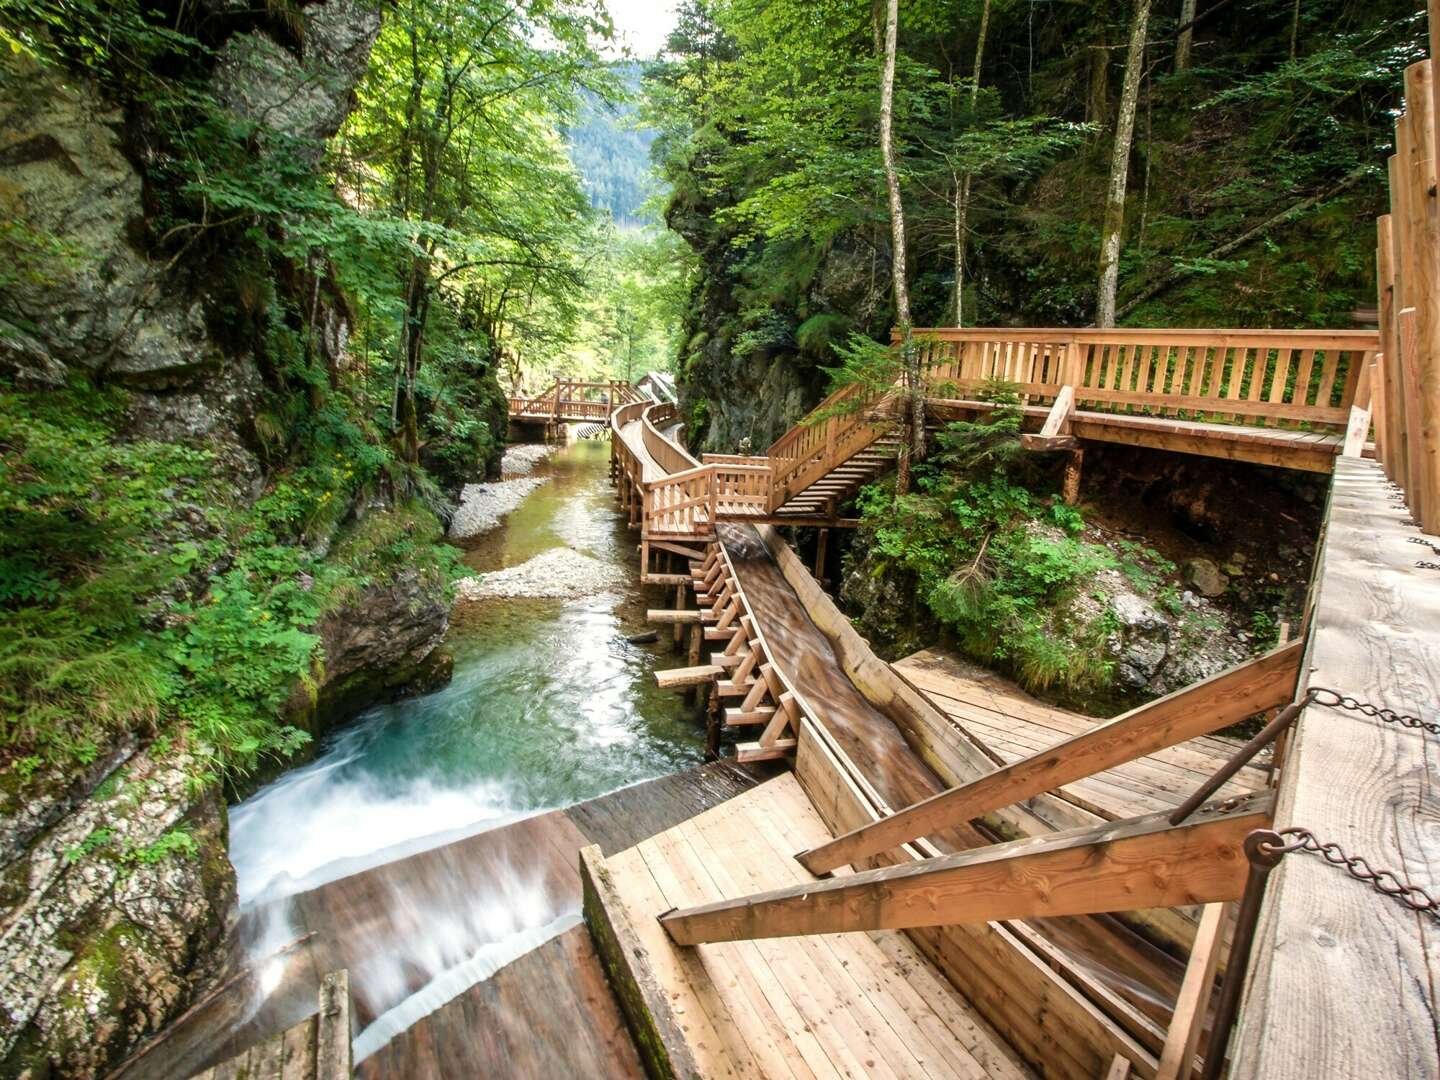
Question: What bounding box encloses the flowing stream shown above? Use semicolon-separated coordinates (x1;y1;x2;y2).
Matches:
221;436;704;1061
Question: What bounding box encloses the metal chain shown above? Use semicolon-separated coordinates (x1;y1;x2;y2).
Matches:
1308;686;1440;737
1254;828;1440;924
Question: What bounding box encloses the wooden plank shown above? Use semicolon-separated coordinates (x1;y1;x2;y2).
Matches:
736;738;798;762
799;642;1300;874
315;971;351;1080
646;609;715;624
1230;459;1440;1078
579;844;708;1080
661;791;1272;945
655;664;722;689
1155;902;1227;1080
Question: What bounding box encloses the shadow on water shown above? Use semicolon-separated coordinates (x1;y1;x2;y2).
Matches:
131;437;705;1076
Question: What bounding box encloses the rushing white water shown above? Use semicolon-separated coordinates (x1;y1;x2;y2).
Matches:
229;723;526;905
353;912;582;1063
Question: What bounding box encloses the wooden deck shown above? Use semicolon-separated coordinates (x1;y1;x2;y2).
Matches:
1232;456;1440;1076
591;772;1032;1079
893;649;1267;822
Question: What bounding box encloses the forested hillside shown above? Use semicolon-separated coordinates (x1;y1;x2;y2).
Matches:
0;0;627;1070
567;65;661;228
649;0;1420;449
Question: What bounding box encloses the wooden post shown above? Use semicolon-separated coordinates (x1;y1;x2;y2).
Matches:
1156;903;1228;1080
1063;448;1084;504
1378;215;1401;478
1401;307;1427;525
1402;60;1440;532
813;528;829;581
1390;155;1415;498
316;970;352;1080
704;685;721;760
673;584;686;650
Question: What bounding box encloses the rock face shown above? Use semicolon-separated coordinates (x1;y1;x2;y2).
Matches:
301;568;453;727
0;2;396;1074
667;190;887;451
0;748;234;1078
0;61;217;387
211;0;381;160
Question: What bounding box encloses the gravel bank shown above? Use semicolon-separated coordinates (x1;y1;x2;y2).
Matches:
447;476;545;540
454;547;626;601
500;443;559;477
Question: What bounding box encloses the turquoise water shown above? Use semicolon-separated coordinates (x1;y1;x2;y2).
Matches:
230;438;704;902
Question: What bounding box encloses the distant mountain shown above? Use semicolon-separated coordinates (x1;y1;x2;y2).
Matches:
566;65;660;229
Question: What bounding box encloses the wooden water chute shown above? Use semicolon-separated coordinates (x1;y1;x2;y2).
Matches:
650;542;804;763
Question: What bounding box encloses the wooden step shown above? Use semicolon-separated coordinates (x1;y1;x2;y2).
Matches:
724;706;776;727
715;678;755;698
704;626;738;642
655;665;722;689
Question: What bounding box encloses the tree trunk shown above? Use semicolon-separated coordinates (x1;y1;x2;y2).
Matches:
952;0;991;328
879;0;923;494
1175;0;1197;72
1095;0;1151;328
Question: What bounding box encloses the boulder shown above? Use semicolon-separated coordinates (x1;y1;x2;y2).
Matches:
1108;592;1171;689
1182;557;1227;597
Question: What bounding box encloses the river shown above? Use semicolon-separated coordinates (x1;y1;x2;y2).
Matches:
229;437;704;904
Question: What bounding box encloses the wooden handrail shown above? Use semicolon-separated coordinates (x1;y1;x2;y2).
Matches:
796;639;1302;875
660;789;1272;945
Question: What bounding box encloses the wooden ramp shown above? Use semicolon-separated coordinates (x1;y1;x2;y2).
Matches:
586;772;1033;1079
355;927;642;1079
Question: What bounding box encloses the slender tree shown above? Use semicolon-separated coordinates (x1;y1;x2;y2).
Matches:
879;0;924;493
1095;0;1151;328
1175;0;1197;71
951;0;992;326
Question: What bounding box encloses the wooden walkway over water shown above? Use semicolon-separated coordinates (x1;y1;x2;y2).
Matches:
187;25;1440;1074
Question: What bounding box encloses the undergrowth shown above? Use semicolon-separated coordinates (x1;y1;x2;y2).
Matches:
0;376;463;783
853;378;1119;697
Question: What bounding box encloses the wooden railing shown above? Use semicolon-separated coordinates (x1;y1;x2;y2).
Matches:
911;328;1378;430
641;401;701;476
765;380;897;513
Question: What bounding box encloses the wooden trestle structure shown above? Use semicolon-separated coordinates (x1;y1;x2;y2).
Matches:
500;30;1440;1074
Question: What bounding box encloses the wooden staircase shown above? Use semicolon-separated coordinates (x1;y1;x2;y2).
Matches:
769;437;900;517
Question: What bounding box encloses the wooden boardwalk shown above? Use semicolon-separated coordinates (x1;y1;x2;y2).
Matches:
593;772;1032;1079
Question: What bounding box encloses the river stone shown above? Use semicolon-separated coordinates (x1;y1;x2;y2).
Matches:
1182;557;1227;597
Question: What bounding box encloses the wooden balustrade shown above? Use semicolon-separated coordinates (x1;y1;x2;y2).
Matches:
912;327;1378;430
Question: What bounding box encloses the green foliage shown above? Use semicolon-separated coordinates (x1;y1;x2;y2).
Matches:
852;382;1117;698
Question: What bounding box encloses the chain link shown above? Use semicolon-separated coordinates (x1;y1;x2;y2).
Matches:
1308;687;1440;737
1255;828;1440;923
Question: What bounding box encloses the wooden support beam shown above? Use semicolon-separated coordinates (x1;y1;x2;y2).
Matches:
724;706;777;726
1156;902;1228;1080
704;626;738;642
1020;384;1076;452
1342;403;1373;458
646;609;716;624
655;665;722;690
662;791;1271;946
642;573;692;586
735;738;798;763
798;640;1302;875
